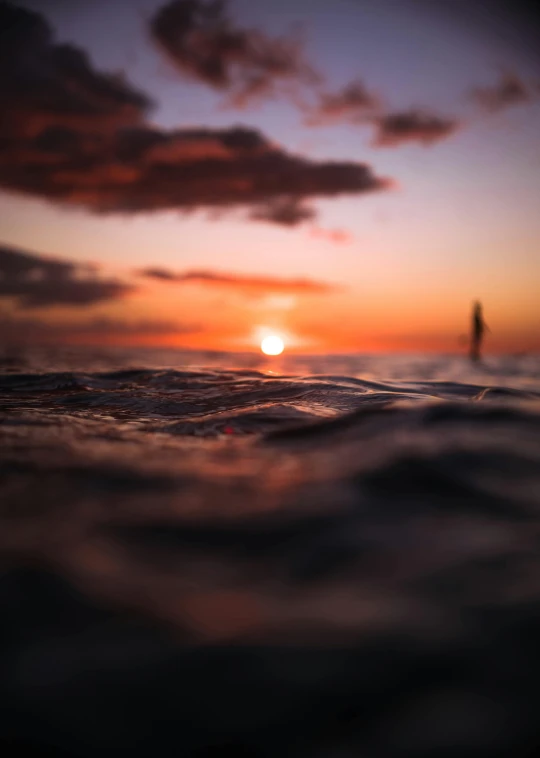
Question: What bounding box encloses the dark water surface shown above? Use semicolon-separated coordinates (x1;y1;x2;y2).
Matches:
1;347;540;756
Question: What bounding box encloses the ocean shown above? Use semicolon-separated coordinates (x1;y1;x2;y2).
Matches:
1;347;540;757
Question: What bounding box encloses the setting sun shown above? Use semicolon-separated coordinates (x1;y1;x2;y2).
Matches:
261;335;284;356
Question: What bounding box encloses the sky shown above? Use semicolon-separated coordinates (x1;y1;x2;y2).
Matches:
0;0;539;354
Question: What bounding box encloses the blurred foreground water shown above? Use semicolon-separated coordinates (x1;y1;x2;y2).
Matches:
1;347;540;757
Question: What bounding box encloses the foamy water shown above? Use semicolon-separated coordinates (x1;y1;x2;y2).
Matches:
1;347;540;756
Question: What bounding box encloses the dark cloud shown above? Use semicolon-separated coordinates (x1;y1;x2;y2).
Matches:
304;80;380;126
303;78;459;150
0;315;198;344
0;121;391;222
0;1;152;139
373;110;460;147
138;267;339;294
0;244;132;308
150;0;318;107
139;268;180;282
249;198;317;227
68;317;196;336
469;72;533;112
0;2;390;225
151;0;462;155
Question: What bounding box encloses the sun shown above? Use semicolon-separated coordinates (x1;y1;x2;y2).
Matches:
261;335;284;356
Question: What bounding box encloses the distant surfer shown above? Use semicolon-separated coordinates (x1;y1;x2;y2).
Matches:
470;301;489;361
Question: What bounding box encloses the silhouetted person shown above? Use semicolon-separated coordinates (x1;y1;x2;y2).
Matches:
470;301;489;361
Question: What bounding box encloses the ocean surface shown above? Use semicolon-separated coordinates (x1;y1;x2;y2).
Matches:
2;347;540;757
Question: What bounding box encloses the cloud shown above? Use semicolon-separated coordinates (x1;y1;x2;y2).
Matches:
0;122;391;223
0;315;199;344
302;78;459;149
138;268;180;282
151;1;461;156
0;244;132;308
137;268;340;294
304;79;380;126
0;2;391;226
0;1;151;139
372;109;460;147
150;0;318;107
469;72;533;112
309;226;353;245
249;198;317;226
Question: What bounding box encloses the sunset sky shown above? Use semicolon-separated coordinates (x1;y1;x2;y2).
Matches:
1;0;539;353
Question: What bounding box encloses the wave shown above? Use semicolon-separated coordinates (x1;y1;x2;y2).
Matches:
2;350;540;756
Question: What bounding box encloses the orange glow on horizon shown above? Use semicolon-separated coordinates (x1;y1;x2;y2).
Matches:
18;325;537;355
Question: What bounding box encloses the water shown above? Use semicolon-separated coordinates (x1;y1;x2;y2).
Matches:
1;347;540;756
